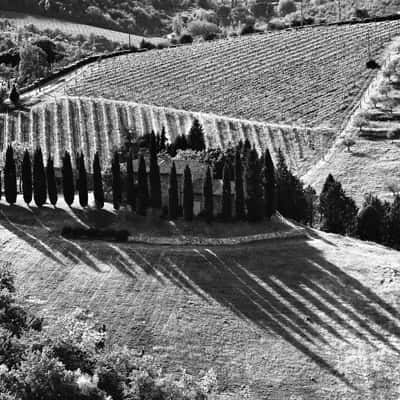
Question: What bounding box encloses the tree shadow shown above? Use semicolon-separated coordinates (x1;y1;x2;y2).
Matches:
140;235;400;388
3;203;400;389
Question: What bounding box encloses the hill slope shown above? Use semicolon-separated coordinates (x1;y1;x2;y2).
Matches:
43;20;400;128
2;201;400;399
0;11;164;46
0;96;335;174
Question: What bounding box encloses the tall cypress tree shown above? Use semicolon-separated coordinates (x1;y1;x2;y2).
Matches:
93;152;104;209
168;162;179;219
149;131;162;209
234;147;245;220
21;150;32;206
33;148;47;207
137;154;149;216
160;127;168;151
77;152;88;208
183;165;193;221
4;145;17;205
222;160;232;221
46;156;57;207
126;150;136;211
203;166;213;222
111;151;122;210
245;148;264;222
187;119;206;151
264;148;276;219
62;151;74;207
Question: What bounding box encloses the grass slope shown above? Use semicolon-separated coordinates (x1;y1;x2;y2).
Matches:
44;21;400;128
0;10;164;46
304;37;400;204
1;199;400;399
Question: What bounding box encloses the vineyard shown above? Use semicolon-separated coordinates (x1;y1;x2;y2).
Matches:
0;10;164;46
0;97;335;175
46;20;400;129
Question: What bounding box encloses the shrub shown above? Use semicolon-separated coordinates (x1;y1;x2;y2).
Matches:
179;33;194;44
278;0;297;17
187;20;220;37
268;17;289;30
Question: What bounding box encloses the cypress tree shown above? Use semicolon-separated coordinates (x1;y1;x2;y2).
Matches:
160;126;168;151
4;145;17;205
21;150;32;206
111;151;122;210
264;148;276;219
183;165;193;221
126;150;136;211
93;152;104;209
234;147;245;220
149;131;162;209
9;84;19;105
62;151;74;207
46;156;57;207
137;154;149;216
33;148;47;207
77;152;88;208
168;162;179;219
203;166;213;222
187;119;206;151
0;168;2;200
245;148;264;222
222;160;232;221
276;149;309;223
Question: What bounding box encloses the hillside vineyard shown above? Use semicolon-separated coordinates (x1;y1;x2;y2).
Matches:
60;21;400;128
0;97;334;174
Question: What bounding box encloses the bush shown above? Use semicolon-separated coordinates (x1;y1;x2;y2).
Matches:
179;33;194;44
278;0;297;17
61;226;130;242
268;17;289;30
187;20;220;37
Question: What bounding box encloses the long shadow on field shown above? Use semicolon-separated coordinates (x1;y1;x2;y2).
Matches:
146;235;400;387
0;203;133;276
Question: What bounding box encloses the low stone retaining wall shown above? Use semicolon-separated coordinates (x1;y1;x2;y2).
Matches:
128;227;307;246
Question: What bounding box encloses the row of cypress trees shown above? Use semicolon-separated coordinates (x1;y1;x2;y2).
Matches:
0;136;277;223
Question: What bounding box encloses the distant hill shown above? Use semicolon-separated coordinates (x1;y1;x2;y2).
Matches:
0;11;164;46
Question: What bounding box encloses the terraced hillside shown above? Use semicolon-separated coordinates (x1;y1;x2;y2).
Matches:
0;11;164;46
2;201;400;399
0;97;335;175
49;20;400;128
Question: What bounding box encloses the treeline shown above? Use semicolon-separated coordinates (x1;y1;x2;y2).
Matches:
0;133;280;224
